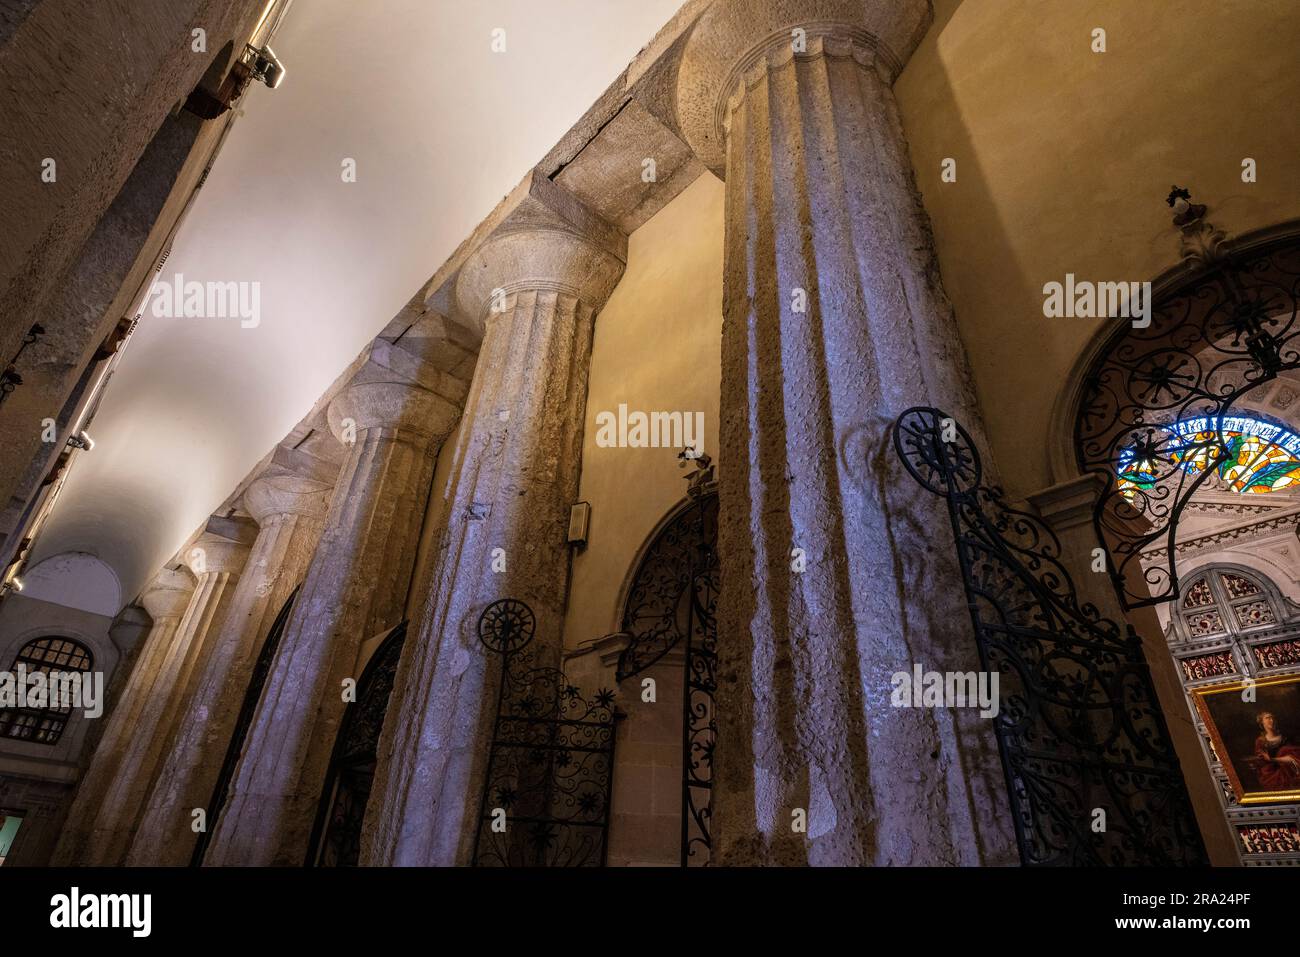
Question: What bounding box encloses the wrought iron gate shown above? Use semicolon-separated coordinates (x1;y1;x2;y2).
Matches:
615;454;718;865
192;583;300;865
894;407;1208;865
471;599;618;867
307;621;408;867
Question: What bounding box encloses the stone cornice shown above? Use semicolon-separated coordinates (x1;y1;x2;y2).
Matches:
1143;509;1300;560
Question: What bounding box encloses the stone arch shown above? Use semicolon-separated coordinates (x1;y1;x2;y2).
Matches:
1050;219;1300;489
608;487;717;867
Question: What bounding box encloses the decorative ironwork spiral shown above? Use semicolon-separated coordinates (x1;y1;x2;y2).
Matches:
477;598;535;655
1073;231;1300;608
892;407;1207;866
892;406;981;495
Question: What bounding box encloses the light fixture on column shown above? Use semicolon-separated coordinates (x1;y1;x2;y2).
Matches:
240;43;286;89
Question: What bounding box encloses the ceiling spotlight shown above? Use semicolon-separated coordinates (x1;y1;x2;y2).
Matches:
10;577;23;592
240;43;286;89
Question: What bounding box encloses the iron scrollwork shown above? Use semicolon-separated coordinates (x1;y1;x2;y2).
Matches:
308;620;408;867
615;454;718;866
894;407;1208;865
472;598;617;867
1076;221;1300;608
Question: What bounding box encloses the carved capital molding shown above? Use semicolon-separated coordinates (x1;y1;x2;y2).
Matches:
422;170;626;338
326;379;461;443
139;567;195;620
183;532;251;578
674;0;933;172
455;224;625;331
243;472;334;524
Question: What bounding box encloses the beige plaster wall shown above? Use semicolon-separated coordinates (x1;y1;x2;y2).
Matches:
562;172;725;651
895;0;1300;500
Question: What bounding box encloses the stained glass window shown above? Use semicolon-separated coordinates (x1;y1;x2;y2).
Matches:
1176;568;1283;643
1119;414;1300;496
0;637;94;745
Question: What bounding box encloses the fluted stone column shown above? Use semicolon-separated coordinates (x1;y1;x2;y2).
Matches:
673;0;1016;865
81;531;249;864
127;470;334;865
362;197;625;865
206;368;468;866
52;567;194;865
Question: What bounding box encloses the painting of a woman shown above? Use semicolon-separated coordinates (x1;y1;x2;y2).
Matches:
1194;675;1300;804
1247;711;1300;791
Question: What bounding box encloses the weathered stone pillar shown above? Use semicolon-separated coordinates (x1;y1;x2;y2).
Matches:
127;462;335;865
362;175;625;866
51;567;194;865
79;526;250;864
206;336;472;866
673;0;1015;865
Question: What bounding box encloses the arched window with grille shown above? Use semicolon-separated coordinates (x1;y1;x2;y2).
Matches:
0;637;94;745
1176;567;1285;641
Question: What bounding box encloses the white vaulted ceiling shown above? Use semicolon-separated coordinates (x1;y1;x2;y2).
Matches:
28;0;687;610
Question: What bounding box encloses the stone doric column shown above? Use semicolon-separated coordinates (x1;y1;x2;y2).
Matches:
362;173;625;866
51;567;194;865
127;458;336;865
672;0;1015;865
205;329;474;866
81;526;250;864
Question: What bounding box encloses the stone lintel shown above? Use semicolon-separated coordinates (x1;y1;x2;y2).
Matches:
203;515;258;547
267;443;339;487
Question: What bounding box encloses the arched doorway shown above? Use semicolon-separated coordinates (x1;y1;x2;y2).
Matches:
1071;221;1300;863
307;622;407;867
1074;223;1300;608
614;479;718;866
192;584;300;865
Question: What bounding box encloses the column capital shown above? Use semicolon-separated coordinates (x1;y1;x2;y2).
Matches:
423;171;626;338
244;472;334;524
327;379;462;443
183;533;250;578
139;568;195;621
674;0;933;172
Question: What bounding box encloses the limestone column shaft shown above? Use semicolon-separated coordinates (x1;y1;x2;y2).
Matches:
673;1;1016;865
50;568;194;865
127;473;333;865
362;219;625;866
81;534;248;864
205;378;465;865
